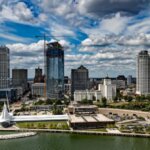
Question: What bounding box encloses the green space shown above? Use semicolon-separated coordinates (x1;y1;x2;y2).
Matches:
0;131;17;135
86;128;107;132
16;121;69;130
108;101;150;111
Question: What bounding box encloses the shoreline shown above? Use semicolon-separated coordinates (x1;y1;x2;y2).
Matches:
0;128;150;138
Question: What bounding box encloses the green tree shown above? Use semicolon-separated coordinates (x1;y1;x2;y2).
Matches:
101;97;107;107
136;95;141;101
46;99;53;105
113;96;118;103
127;96;133;102
81;98;88;104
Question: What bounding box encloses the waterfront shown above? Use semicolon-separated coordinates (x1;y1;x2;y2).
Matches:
0;133;150;150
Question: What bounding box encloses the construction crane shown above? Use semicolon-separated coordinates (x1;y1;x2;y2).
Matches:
35;33;108;99
35;34;70;99
35;34;51;99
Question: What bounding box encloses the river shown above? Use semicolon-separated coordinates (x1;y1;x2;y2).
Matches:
0;133;150;150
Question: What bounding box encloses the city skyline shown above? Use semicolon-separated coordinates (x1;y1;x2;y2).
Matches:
0;0;150;77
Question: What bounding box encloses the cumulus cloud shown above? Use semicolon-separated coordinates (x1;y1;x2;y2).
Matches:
77;0;150;17
100;13;130;34
127;16;150;34
6;37;142;77
0;2;34;23
81;32;150;52
1;0;150;77
49;22;75;37
118;33;150;46
7;39;71;74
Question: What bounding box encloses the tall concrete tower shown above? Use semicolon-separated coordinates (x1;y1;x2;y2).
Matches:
0;46;10;89
136;50;150;95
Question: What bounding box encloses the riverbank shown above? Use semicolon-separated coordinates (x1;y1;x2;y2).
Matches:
1;128;150;138
0;132;37;140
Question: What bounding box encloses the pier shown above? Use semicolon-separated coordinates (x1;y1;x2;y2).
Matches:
0;132;37;140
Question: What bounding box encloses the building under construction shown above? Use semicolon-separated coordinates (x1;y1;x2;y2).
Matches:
46;42;64;100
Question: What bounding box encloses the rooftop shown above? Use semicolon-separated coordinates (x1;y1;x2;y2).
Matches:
69;114;114;123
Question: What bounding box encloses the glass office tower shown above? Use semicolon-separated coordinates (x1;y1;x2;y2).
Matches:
46;42;64;99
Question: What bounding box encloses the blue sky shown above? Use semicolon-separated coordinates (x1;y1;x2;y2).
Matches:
0;0;150;78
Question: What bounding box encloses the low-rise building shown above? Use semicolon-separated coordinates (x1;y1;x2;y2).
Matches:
68;105;98;114
68;105;115;129
121;88;136;96
31;83;44;97
14;86;23;99
98;77;116;101
74;90;102;102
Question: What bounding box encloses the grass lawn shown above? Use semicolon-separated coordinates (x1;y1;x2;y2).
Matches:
86;128;107;132
109;102;129;107
16;121;69;130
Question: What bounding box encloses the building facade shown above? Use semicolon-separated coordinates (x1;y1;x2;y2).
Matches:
98;78;116;101
136;50;150;95
127;75;133;86
12;69;28;92
31;83;44;97
74;90;101;102
71;65;89;97
0;46;10;89
34;67;44;83
46;42;64;99
114;75;127;89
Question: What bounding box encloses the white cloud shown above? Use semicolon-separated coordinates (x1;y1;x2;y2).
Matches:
127;17;150;34
99;13;130;34
117;33;150;46
0;32;32;42
49;22;75;37
0;2;35;23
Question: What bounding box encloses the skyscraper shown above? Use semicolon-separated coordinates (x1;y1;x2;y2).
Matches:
0;46;10;89
34;67;44;83
46;42;64;99
71;65;89;97
12;69;28;91
136;50;150;95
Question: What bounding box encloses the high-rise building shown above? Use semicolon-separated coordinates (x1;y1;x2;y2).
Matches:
71;65;89;97
136;50;150;95
46;42;64;99
35;67;42;77
0;46;10;89
127;75;133;86
12;69;28;91
34;67;44;83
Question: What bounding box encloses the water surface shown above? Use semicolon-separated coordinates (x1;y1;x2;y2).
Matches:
0;133;150;150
